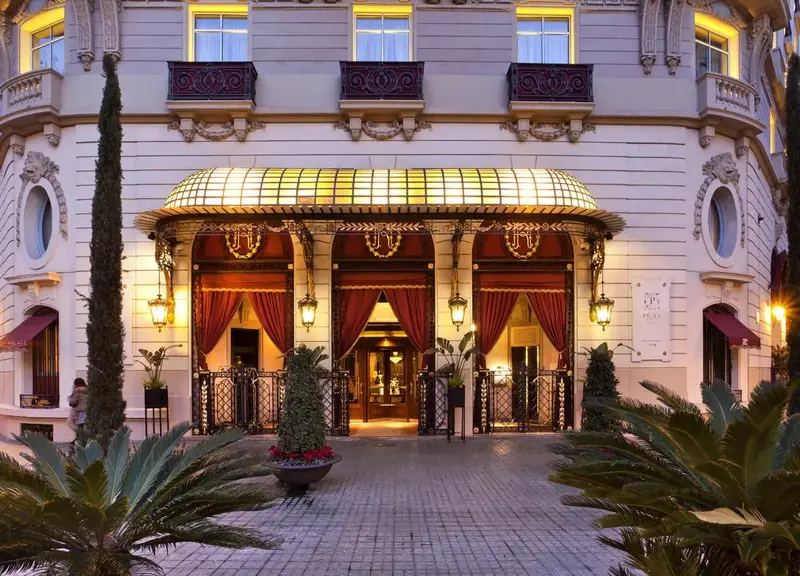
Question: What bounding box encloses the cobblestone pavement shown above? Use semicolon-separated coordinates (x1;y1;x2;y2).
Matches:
155;435;622;576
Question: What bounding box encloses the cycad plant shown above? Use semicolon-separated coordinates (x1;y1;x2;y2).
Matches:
550;380;800;576
0;422;278;575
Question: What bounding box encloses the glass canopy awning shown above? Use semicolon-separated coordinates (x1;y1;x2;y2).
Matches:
134;167;625;236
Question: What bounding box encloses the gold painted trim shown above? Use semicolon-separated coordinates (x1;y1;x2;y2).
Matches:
478;288;565;293
200;288;287;293
337;285;426;290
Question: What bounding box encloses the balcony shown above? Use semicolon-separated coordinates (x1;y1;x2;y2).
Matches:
697;73;764;146
20;394;59;409
338;62;426;141
505;64;595;143
0;69;63;131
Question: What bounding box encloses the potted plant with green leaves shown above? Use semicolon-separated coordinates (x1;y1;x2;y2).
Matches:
426;332;478;409
269;345;341;492
136;344;181;410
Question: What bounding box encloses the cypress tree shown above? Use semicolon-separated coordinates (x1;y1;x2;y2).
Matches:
581;342;620;433
787;54;800;414
85;54;126;449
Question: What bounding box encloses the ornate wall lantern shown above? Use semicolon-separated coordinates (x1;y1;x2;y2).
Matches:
591;293;614;331
773;304;786;323
449;293;468;330
298;294;318;331
148;293;170;332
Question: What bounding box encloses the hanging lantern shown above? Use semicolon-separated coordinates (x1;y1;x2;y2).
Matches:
592;293;614;331
448;293;468;330
148;294;169;332
298;294;318;331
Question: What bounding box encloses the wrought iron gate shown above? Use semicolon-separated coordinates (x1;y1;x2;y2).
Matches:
474;369;572;433
417;370;448;435
193;365;351;436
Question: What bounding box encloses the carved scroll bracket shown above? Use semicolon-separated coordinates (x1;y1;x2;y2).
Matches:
588;234;607;321
501;120;596;143
154;232;177;324
665;0;686;75
451;222;464;298
640;0;659;75
295;224;315;300
168;118;265;142
72;0;95;71
99;0;121;62
334;117;432;142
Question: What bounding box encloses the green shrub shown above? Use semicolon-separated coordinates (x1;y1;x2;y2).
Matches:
580;342;620;433
0;423;278;575
551;380;800;576
276;345;328;456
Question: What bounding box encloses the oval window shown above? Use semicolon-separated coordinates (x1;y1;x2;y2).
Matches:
706;186;737;259
24;186;54;261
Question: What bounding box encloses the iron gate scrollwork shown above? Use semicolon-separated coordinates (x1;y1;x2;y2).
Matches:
192;365;351;436
473;369;571;433
417;370;449;435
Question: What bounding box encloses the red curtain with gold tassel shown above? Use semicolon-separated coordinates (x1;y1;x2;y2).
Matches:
336;289;381;360
199;291;243;370
478;291;519;359
385;288;429;354
527;291;567;368
248;292;290;354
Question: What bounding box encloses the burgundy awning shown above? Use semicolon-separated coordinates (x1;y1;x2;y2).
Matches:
0;315;57;353
704;313;761;349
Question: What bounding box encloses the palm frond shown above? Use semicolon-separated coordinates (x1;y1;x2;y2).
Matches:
104;427;131;503
639;380;701;416
16;433;70;497
702;380;742;437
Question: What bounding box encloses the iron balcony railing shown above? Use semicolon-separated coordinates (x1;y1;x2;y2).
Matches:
167;61;258;102
507;63;594;103
340;61;424;100
20;394;59;408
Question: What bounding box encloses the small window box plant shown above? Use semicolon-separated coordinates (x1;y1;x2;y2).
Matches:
137;344;181;409
269;345;341;491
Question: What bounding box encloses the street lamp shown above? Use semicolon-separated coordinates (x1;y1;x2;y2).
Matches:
448;293;468;330
298;294;318;331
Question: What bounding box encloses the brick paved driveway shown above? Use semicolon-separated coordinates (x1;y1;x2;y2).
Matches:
156;435;622;576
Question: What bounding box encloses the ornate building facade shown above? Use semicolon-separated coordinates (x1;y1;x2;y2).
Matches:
0;0;792;441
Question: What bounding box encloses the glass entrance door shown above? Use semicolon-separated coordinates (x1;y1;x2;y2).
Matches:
367;348;409;419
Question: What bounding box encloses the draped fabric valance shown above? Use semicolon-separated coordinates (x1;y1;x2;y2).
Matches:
477;271;565;293
336;271;428;289
201;272;288;292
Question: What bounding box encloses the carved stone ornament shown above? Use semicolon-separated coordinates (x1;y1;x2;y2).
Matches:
167;118;266;142
17;151;69;247
665;0;686;75
12;0;66;24
688;0;746;29
501;120;596;143
580;0;638;4
694;152;745;247
772;188;788;241
640;0;659;75
748;15;772;87
72;0;95;71
334;118;432;142
99;0;121;62
0;14;12;84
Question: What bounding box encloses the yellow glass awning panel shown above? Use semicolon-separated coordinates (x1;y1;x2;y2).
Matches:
165;168;598;210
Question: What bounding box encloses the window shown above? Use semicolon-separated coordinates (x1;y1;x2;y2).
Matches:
695;25;729;76
18;8;65;75
517;17;570;64
355;13;411;62
694;13;739;79
703;305;733;385
23;186;54;261
708;195;724;253
31;309;59;400
770;111;778;154
193;14;247;61
705;186;737;261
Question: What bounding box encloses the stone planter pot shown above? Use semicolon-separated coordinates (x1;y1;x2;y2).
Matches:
448;386;465;408
270;454;342;492
144;387;168;409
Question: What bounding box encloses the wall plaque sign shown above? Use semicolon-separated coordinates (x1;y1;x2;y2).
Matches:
631;278;672;362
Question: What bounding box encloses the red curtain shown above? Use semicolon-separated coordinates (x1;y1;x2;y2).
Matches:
527;292;568;368
336;289;381;360
248;292;290;354
199;291;243;369
478;291;520;361
385;288;429;353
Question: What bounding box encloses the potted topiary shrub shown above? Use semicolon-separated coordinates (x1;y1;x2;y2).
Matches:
269;345;341;492
136;344;181;410
580;342;620;433
426;332;478;409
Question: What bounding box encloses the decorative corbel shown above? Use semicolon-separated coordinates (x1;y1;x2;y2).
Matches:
99;0;121;62
9;134;25;157
154;231;177;325
334;117;431;142
72;0;95;71
664;0;686;75
640;0;659;75
588;234;607;322
0;14;13;83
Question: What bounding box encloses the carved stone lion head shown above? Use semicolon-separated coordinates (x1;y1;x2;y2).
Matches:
703;152;739;186
21;151;57;185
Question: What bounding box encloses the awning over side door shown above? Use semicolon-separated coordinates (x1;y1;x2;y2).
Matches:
704;313;761;348
0;314;57;353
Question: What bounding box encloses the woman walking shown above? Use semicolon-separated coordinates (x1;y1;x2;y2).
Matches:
67;378;88;442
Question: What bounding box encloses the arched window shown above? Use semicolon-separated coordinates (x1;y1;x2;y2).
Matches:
703;304;733;384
